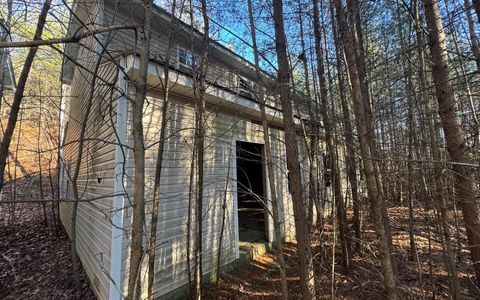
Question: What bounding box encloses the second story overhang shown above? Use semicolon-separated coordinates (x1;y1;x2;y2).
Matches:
125;53;287;128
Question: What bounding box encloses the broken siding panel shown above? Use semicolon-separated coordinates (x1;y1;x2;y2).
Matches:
60;52;120;299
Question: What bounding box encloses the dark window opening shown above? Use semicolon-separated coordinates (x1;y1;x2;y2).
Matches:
238;77;254;99
236;141;267;243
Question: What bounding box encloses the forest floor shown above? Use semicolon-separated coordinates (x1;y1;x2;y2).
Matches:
205;207;480;299
0;176;95;300
1;178;479;299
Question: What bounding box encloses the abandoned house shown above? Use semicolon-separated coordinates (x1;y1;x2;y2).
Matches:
59;0;317;299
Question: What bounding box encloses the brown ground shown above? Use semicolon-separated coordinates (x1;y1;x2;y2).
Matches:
204;207;480;299
0;177;94;300
1;178;479;299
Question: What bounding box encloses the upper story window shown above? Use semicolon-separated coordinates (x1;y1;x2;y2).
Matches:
237;77;254;99
177;47;198;72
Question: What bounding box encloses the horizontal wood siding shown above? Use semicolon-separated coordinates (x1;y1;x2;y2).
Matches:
116;89;294;298
59;11;121;297
60;3;298;299
102;2;270;105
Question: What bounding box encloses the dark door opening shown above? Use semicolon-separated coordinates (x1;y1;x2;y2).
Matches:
236;141;267;243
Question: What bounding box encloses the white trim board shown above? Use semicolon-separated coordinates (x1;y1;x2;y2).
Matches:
109;57;128;300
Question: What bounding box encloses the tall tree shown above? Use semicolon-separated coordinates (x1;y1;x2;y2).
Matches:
193;0;210;298
0;0;51;192
247;0;289;298
127;0;153;298
312;0;351;270
146;1;185;298
424;0;480;286
412;0;461;296
332;0;398;298
271;0;316;298
330;3;361;252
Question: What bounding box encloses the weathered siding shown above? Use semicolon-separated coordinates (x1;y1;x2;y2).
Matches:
114;88;295;298
101;1;265;103
59;2;121;296
60;2;304;299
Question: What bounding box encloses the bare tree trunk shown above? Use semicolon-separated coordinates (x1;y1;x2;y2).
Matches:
347;0;396;266
272;0;316;298
424;0;480;287
215;134;233;283
465;0;480;72
313;0;351;270
330;7;361;252
295;0;319;232
247;0;289;298
37;91;48;226
11;109;23;225
0;0;51;193
333;1;397;298
146;2;184;298
411;3;461;296
186;0;196;294
127;1;152;299
394;3;417;262
193;1;210;299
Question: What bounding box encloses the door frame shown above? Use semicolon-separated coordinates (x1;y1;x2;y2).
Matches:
232;139;271;260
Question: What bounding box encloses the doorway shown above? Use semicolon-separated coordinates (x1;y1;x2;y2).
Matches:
236;141;267;243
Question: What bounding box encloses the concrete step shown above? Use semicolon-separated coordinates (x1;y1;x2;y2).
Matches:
238;241;271;264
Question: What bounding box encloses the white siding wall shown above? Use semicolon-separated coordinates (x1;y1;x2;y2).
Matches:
102;2;265;102
115;90;295;298
59;2;121;297
60;60;120;299
60;2;302;299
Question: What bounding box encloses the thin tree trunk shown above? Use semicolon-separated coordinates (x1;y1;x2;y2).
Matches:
347;0;396;267
424;0;480;287
186;0;196;293
297;2;318;231
0;0;51;193
412;4;460;296
193;1;210;299
333;1;397;298
215;134;233;283
395;2;417;262
247;0;289;298
272;0;316;298
127;1;153;298
11;108;23;225
37;90;48;226
146;2;183;298
313;0;351;271
330;8;361;252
